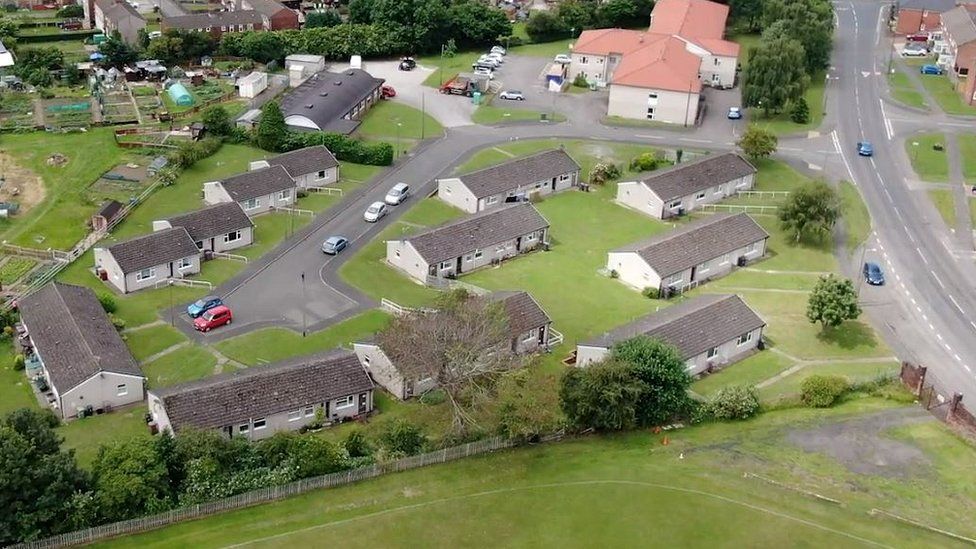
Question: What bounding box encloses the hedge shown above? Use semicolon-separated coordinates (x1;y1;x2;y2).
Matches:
284;131;393;166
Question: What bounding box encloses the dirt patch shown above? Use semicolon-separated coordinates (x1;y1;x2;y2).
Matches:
786;407;934;478
0;150;46;215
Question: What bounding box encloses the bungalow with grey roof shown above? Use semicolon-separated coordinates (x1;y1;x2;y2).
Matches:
203;164;297;215
147;349;373;440
438;149;582;213
18;282;145;418
616;153;756;219
94;227;201;293
575;294;766;375
254;145;340;189
608;213;768;294
386;203;550;285
155;202;255;254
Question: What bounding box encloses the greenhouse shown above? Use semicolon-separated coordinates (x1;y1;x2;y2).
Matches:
167;83;194;106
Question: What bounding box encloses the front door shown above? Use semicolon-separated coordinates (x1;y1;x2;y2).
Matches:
551;177;557;191
222;425;233;438
456;256;463;274
516;236;522;252
358;393;368;414
689;266;696;282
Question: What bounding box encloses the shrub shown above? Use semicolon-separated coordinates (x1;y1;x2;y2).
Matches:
98;293;117;314
13;353;25;371
283;131;393;166
589;162;620;184
642;287;659;299
528;192;545;204
609;269;619;279
380;420;426;457
790;97;810;124
800;374;849;408
572;73;588;88
108;314;126;332
343;430;372;458
629;152;659;172
706;385;761;420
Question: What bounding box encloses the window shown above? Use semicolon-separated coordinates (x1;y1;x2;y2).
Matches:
239;423;249;433
178;257;193;270
697;261;709;273
195;240;204;250
713;58;719;65
221;26;227;31
522;331;537;343
278;189;291;200
335;395;355;409
746;242;760;254
316;170;327;179
287;409;301;422
667;200;682;210
244;198;259;210
444;186;451;195
116;384;127;396
253;418;267;430
362;354;371;365
465;254;473;262
580;56;588;64
224;230;242;243
648;92;658;100
525;232;536;242
559;173;570;182
486;196;499;205
439;261;452;270
646;107;655;120
695;191;706;199
721;253;730;265
737;332;753;346
474;249;483;259
136;268;155;281
205;26;212;32
496;245;506;254
304;406;315;417
707;347;719;359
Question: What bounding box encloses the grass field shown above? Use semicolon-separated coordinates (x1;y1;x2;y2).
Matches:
906;133;949;182
927;189;957;229
758;360;901;401
958;134;976;182
0;340;37;416
917;73;976;115
96;398;976;548
124;325;185;362
141;345;217;389
472;105;565;125
839;181;871;252
60;405;150;468
356;100;444;141
888;70;928;110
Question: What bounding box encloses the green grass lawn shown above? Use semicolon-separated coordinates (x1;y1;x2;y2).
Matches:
691;351;794;397
759;360;901;402
1;128;128;249
888;70;928;110
917;73;976;115
906;133;949;182
124;325;186;362
142;345;217;389
750;73;826;135
0;340;38;416
60;405;150;468
958;134;976;182
355;100;444;141
214;310;391;366
509;40;573;58
729;34;761;67
970;197;976;227
95;398;976;549
753;215;837;273
419;51;483;88
839;181;871;253
472;105;565;125
927;189;957;229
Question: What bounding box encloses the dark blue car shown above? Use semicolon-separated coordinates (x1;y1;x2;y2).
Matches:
920;64;943;75
187;295;223;318
857;141;874;157
863;262;885;285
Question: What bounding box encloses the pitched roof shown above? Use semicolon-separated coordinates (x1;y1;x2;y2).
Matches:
96;0;145;21
635;153;756;201
163;10;264;29
580;294;766;359
488;291;552;336
242;0;290;17
219;164;296;201
614;213;769;277
942;6;976;44
573;28;654;55
165;202;254;243
612;35;704;92
150;349;373;432
18;283;142;392
649;0;730;39
456;149;581;199
106;227;199;274
897;0;957;12
402;203;550;265
281;69;385;134
267;145;339;177
95;199;123;221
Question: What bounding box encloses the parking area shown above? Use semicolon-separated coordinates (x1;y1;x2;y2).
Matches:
699;86;744;138
487;55;555;110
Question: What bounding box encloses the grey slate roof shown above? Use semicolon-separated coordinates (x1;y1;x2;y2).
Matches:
404;203;550;265
106;227;199;274
243;0;290;17
96;0;145;20
637;153;756;202
18;283;142;392
165;202;254;243
614;213;769;277
219;165;296;201
95;199;123;221
897;0;957;13
942;6;976;44
151;349;373;432
280;69;385;134
267;145;339;177
580;294;766;360
488;290;552;336
163;10;264;30
456;149;581;199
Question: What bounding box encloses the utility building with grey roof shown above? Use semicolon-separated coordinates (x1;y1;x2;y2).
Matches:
386;203;550;284
281;69;385;134
608;213;768;293
94;227;202;293
18;282;145;418
576;294;766;375
616;153;756;219
147;349;374;440
438;149;582;213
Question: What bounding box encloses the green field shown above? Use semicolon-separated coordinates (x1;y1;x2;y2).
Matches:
927;188;957;229
917;73;976;115
888;70;928;110
839;181;871;252
356;100;444;142
472;105;565;125
96;398;976;548
906;133;949;182
958;134;976;182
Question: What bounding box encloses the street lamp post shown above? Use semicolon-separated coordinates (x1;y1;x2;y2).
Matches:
396;122;402;159
912;141;920;163
168;280;174;327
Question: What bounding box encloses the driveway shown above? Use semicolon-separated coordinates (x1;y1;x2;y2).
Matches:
699;86;744;140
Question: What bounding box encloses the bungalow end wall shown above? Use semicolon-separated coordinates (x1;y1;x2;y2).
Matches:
617;181;665;219
148;392;173;434
607;251;663;292
94;247;128;294
354;343;409;400
437;178;479;213
387;240;430;284
61;372;145;418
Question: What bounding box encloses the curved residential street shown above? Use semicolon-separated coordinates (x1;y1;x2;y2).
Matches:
173;1;976;401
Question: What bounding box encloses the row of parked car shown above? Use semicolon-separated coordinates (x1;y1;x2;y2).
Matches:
472;46;508;81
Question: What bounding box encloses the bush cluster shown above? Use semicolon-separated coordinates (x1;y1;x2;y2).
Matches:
705;385;761;420
285;132;394;166
800;374;849;408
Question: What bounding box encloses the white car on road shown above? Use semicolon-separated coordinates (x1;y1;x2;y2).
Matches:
364;201;388;222
499;90;525;101
385;183;410;205
553;54;572;64
901;47;928;57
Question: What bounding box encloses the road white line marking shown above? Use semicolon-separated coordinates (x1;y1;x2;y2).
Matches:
910;297;917;305
831;131;856;180
930;323;936;330
634;134;664;140
678;138;711;143
931;271;945;288
922;314;929;321
949;294;965;314
877;98;893;140
966;364;973;373
915;306;923;313
937;333;944;341
918;248;929;264
895;273;901;281
955;354;962;362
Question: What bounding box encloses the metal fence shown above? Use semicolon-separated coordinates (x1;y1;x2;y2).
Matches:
11;436;515;549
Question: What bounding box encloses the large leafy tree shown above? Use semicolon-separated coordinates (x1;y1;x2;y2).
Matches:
556;0;597;35
255;101;288;152
446;1;511;49
611;336;692;426
202;105;232;136
92;438;174;522
0;409;90;545
742;34;809;115
371;0;450;53
761;0;833;73
240;31;286;64
100;30;139;68
559;359;646;431
348;0;375;24
778;180;840;243
736;125;778;159
525;11;570;43
305;10;343;28
807;274;861;328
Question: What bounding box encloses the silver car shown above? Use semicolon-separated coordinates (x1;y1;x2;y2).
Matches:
499;90;525;101
364;201;387;222
385;183;410;205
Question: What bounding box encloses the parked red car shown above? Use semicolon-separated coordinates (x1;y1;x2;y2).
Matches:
193;305;232;332
381;85;396;99
907;34;929;42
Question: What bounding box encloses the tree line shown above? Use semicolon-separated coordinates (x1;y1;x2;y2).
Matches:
736;0;834;120
524;0;655;43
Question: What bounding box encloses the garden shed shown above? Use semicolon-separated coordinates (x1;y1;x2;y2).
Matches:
237;71;268;99
167;82;193;106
